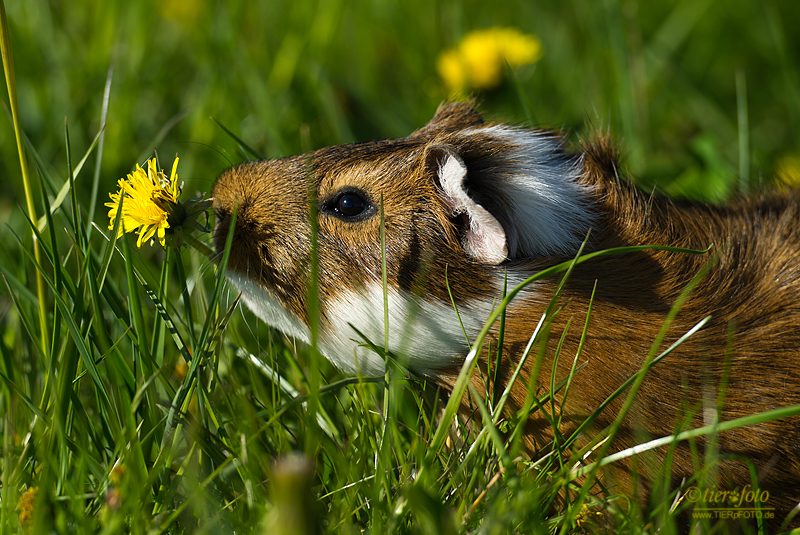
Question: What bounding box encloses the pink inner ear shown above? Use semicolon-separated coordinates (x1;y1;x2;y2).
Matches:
438;153;508;265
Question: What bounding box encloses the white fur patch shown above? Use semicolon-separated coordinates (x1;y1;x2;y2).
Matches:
226;270;312;344
464;125;594;259
228;270;499;377
319;283;495;377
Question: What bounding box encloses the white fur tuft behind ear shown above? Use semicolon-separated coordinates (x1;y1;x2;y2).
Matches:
437;150;508;264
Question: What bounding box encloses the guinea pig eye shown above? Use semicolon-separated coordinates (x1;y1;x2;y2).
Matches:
324;189;374;221
337;193;366;217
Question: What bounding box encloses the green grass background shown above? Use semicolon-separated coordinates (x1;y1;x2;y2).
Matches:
1;0;800;533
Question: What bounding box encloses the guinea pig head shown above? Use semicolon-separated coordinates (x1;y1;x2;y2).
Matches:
212;103;592;377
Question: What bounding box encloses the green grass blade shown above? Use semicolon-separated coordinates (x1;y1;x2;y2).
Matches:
39;167;62;359
1;273;45;364
173;249;197;352
0;0;48;352
137;269;193;366
506;60;536;125
86;65;113;235
195;203;237;357
36;124;104;233
0;262;39;305
134;108;189;166
149;246;171;368
573;403;800;479
210;116;265;160
65;118;82;249
96;196;124;294
0;370;50;424
159;203;236;452
120;229;156;379
467;383;510;469
5;225;114;410
556;282;596;428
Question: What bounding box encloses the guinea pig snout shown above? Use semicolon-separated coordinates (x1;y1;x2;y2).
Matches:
211;194;287;270
211;195;255;257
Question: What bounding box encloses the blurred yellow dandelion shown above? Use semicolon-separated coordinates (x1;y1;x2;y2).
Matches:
776;154;800;189
106;157;181;247
17;486;38;526
159;0;206;27
110;463;126;486
437;27;543;93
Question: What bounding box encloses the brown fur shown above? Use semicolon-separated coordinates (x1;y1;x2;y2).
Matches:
212;102;800;527
451;135;800;520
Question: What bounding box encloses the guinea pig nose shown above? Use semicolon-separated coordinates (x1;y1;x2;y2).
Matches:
212;201;236;254
213;202;232;225
212;203;230;232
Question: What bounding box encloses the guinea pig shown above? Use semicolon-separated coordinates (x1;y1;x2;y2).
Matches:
212;101;800;523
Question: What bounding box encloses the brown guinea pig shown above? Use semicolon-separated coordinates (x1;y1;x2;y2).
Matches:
212;101;800;520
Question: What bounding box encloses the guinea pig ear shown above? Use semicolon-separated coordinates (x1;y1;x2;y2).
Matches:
409;101;485;139
425;145;509;265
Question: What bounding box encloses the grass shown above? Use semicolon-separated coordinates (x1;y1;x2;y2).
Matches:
1;0;800;533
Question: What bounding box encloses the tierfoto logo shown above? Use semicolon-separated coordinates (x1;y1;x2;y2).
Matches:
685;485;774;520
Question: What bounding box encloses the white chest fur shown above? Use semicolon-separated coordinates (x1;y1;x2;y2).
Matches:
319;283;496;376
229;270;496;376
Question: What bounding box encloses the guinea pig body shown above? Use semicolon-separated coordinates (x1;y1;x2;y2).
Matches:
212;102;800;518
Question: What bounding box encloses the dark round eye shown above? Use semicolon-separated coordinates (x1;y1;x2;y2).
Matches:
336;193;367;217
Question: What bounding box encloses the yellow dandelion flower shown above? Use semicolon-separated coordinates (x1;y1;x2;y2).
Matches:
437;27;543;93
105;155;213;252
574;503;603;529
106;157;181;247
